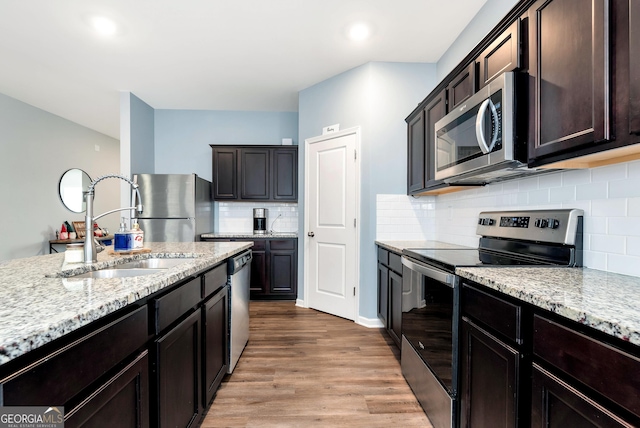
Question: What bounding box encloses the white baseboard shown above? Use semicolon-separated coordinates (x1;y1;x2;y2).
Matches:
295;298;306;308
357;315;385;328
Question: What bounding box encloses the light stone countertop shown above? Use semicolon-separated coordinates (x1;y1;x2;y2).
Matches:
456;267;640;346
201;232;298;239
0;241;251;366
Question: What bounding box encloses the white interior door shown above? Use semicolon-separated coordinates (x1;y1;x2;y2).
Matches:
305;128;360;321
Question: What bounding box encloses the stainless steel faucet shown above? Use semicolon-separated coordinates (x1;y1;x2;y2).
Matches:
83;174;143;265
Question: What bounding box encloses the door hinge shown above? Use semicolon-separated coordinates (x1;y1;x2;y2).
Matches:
353;218;356;227
354;149;357;160
353;287;356;296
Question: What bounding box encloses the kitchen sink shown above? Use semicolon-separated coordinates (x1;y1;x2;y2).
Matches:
116;258;196;269
70;268;167;279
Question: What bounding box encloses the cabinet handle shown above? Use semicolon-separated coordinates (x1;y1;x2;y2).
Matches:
307;232;315;237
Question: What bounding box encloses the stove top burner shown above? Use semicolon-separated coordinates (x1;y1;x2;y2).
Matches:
402;248;565;271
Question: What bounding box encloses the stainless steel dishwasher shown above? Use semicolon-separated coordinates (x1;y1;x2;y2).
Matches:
227;250;252;373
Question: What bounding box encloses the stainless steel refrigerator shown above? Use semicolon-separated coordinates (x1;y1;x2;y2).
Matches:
132;174;213;242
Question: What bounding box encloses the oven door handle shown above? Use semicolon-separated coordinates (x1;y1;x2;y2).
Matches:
401;256;455;288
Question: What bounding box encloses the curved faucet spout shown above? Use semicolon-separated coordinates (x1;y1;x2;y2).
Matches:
83;174;144;265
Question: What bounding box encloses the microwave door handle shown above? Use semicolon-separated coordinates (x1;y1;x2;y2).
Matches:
475;98;499;154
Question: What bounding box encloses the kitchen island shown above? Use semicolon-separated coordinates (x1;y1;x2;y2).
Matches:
0;241;251;427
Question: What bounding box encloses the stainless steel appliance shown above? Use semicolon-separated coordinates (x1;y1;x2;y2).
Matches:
400;209;583;428
227;250;252;373
253;208;267;235
434;72;551;185
132;173;213;242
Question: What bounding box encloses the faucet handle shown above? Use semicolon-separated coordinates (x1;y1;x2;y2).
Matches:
94;238;105;253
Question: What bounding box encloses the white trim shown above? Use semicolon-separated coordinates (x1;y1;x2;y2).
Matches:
295;298;306;308
303;126;362;321
357;315;385;329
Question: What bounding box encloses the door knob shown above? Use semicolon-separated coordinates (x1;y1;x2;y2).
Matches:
307;232;315;237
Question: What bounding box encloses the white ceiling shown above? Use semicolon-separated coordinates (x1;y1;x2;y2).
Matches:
0;0;487;139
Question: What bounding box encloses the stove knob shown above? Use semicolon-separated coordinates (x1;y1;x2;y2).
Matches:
487;218;495;226
535;218;548;228
478;219;484;225
548;219;560;229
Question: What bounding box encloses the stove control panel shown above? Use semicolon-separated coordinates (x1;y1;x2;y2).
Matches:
476;209;584;245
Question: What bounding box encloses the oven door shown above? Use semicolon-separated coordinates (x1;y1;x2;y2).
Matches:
434;71;514;181
401;256;460;428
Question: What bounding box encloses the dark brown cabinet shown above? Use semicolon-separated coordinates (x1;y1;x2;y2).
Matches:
376;246;403;347
460;318;519;428
446;62;476;111
527;0;610;162
424;90;448;185
477;19;521;88
211;145;298;202
202;238;298;300
202;286;228;407
154;309;202;428
630;0;640;135
407;111;425;193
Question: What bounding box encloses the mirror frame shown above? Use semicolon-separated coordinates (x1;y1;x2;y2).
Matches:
58;168;92;213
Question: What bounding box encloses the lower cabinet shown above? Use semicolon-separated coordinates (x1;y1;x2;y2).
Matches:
460;318;519;428
376;246;403;347
65;351;150;428
202;286;228;406
202;237;298;300
153;309;202;428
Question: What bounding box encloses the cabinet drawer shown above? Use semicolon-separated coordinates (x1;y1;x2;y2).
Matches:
388;252;402;274
152;277;201;334
377;247;389;265
270;239;295;250
1;306;148;406
203;262;227;299
462;283;522;344
533;315;640;418
251;240;267;251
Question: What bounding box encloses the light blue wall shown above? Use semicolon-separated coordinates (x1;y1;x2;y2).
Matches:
437;0;519;80
154;110;298;180
130;94;155;174
298;61;437;320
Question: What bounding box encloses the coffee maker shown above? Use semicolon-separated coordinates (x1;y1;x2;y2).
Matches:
253;208;267;234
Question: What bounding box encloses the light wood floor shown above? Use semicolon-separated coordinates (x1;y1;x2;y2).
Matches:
201;301;432;427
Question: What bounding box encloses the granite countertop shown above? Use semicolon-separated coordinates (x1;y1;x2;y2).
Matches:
201;232;298;239
0;241;251;366
375;240;473;253
457;267;640;346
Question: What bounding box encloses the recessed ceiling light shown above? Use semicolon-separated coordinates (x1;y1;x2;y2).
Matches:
348;23;371;42
91;16;117;37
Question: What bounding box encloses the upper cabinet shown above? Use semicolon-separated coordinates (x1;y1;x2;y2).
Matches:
527;0;610;163
407;110;426;193
446;63;476;111
211;145;298;202
477;19;521;89
630;0;640;135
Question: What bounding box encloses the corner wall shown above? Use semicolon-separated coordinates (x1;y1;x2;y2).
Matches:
0;92;120;261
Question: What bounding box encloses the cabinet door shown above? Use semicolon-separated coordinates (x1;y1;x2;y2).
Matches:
630;0;640;135
202;287;228;407
155;310;201;428
460;318;518;428
446;62;476;111
388;270;402;347
65;351;149;428
531;363;633;427
211;147;238;200
377;263;389;328
249;249;268;297
240;148;270;200
424;89;447;184
528;0;610;161
273;148;298;201
407;110;426;193
477;19;520;88
269;250;296;295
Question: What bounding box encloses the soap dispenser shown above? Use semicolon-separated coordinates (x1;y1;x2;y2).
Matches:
114;217;131;252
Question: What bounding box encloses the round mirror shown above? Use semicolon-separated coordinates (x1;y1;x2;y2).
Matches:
59;168;92;213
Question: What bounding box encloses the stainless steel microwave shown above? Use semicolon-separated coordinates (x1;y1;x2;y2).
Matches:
434;72;541;184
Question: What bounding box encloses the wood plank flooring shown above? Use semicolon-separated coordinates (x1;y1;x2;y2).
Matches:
201;301;432;427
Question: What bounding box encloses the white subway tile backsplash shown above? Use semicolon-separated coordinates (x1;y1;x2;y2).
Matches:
538;171;563;188
607;254;640;277
549;186;575;203
576;182;607;200
562;169;591;186
628;198;640;216
626;160;640;179
608;217;640;237
591;163;627;182
591;198;626;217
609;179;640;199
528;189;550;205
217;202;299;233
627;237;640;256
590;234;625;254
